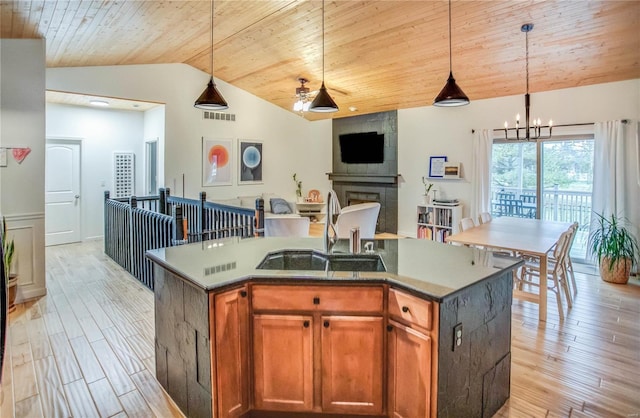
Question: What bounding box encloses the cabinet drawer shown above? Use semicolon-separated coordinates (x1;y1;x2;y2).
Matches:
252;285;383;313
388;288;432;331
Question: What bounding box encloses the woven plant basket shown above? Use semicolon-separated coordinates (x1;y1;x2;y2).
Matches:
7;274;18;312
599;257;631;284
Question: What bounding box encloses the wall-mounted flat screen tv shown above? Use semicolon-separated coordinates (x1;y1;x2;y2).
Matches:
339;132;384;164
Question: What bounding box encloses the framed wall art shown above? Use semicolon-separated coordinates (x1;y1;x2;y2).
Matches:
202;138;233;186
238;140;263;184
443;162;461;179
428;156;447;178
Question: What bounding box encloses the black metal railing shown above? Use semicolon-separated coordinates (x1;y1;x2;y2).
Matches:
104;188;263;289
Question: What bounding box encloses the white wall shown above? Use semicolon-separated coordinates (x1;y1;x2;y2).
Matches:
46;64;333;202
0;39;46;302
397;79;640;237
45;64;640;241
46;103;149;240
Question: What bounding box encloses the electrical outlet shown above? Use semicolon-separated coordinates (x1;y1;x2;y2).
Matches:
453;323;463;351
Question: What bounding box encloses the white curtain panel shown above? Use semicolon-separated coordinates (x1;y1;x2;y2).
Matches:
470;129;493;222
590;120;640;260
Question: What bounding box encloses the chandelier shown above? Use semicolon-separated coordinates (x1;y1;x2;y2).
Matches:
293;78;312;113
503;24;552;141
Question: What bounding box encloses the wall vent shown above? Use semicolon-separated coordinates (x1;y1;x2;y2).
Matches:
203;111;236;122
113;152;135;198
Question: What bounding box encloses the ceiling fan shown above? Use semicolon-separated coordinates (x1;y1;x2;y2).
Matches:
293;77;350;114
293;77;317;113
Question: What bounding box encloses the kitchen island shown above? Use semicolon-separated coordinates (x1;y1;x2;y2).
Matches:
147;237;522;418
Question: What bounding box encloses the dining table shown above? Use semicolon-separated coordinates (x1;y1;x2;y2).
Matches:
446;216;572;322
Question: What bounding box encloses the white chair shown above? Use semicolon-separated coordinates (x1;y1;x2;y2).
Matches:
459;217;476;232
335;202;381;239
478;212;492;225
264;216;310;237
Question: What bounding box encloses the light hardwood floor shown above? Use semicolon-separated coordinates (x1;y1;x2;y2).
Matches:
1;240;184;418
1;240;639;418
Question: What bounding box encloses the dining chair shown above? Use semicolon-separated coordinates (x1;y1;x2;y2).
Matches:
520;194;536;204
478;212;492;225
536;221;579;299
552;222;579;298
518;230;572;319
459;217;476;232
498;198;522;217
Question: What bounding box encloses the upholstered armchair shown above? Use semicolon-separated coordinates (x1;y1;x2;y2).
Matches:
335;202;381;239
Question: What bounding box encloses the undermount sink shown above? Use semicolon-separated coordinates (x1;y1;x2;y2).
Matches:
256;250;386;272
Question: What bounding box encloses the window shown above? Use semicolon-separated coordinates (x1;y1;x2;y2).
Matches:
491;136;594;261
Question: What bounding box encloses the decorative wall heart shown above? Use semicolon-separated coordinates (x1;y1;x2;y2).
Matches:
12;147;31;164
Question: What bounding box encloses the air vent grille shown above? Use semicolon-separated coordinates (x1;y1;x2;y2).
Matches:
203;111;236;122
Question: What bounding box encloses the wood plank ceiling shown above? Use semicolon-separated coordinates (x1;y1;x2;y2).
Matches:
2;1;639;120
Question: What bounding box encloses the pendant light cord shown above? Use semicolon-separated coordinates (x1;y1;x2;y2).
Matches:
448;0;452;72
321;0;325;83
525;28;529;94
210;0;214;77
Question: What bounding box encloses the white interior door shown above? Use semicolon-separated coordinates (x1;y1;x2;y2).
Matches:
45;140;81;246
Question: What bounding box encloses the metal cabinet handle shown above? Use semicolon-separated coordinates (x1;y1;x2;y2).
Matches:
313;297;320;305
240;290;247;298
387;324;393;332
303;320;310;328
323;320;330;328
402;306;410;313
74;195;80;199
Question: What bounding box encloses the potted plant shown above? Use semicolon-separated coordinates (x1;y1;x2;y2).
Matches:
588;212;640;284
422;177;434;204
1;216;17;312
292;173;303;202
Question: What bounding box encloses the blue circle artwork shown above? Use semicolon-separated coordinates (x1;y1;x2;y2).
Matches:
243;146;261;168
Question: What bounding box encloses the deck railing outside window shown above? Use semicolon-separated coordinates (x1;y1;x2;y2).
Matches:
491;186;591;260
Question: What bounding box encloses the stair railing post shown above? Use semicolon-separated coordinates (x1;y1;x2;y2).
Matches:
199;192;206;242
255;198;265;237
104;191;110;255
128;196;136;274
172;205;186;245
159;188;167;215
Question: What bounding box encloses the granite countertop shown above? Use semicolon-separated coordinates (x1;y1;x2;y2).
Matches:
146;237;522;301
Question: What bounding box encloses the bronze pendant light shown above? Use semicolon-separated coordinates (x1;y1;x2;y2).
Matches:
433;0;469;107
194;0;228;110
309;0;339;113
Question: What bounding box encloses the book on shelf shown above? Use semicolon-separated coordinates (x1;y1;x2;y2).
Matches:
417;226;433;240
435;228;450;242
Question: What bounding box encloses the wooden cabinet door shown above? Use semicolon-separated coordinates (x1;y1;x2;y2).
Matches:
388;321;432;418
214;287;249;418
321;315;383;415
253;314;314;411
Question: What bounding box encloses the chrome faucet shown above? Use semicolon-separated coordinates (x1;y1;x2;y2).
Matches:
324;191;337;253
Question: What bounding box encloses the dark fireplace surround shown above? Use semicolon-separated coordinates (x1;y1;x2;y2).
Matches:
329;111;399;234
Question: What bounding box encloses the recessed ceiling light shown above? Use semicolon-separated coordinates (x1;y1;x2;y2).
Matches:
89;99;109;107
349;106;358;112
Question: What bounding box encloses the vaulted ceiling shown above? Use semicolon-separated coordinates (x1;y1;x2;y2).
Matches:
2;1;639;120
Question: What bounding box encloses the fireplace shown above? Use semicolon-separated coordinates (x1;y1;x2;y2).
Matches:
346;191;382;231
328;176;398;234
330;110;399;234
346;191;380;206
